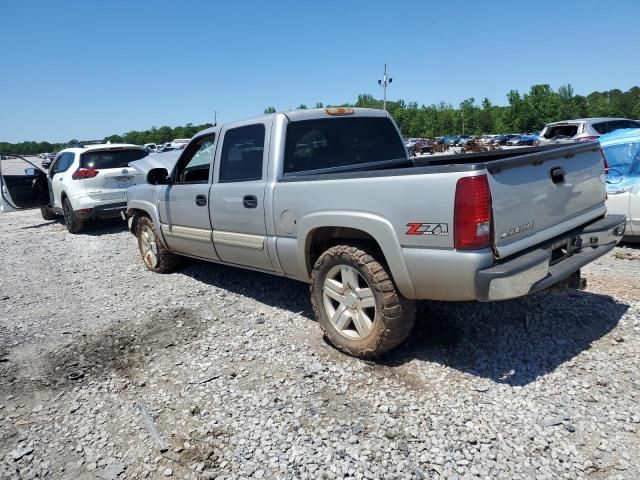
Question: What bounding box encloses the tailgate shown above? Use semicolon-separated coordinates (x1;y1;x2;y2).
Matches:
83;167;145;202
80;148;147;202
487;144;607;258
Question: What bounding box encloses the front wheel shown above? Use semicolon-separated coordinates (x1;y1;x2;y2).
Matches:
311;245;416;358
136;216;180;273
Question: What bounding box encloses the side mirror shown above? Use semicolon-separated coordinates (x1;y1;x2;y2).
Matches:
146;168;171;185
24;167;38;176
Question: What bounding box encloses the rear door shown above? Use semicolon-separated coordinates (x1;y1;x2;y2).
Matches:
210;121;273;271
488;144;607;258
80;148;147;203
0;155;49;212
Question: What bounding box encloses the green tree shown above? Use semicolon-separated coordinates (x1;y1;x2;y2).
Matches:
263;106;276;114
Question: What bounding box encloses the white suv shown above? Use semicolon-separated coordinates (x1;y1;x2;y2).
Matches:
0;144;147;233
538;117;640;145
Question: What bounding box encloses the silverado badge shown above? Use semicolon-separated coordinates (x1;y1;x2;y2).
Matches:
500;222;534;239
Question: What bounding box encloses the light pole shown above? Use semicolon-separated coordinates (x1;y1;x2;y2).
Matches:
378;63;392;111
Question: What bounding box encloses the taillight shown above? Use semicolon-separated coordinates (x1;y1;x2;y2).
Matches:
454;175;492;250
72;168;99;180
600;148;608;174
575;135;599;143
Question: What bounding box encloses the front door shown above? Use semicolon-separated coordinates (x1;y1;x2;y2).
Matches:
157;134;219;260
0;155;48;212
210;121;273;271
48;152;75;208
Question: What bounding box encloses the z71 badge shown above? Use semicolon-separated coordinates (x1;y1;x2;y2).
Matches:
406;223;449;236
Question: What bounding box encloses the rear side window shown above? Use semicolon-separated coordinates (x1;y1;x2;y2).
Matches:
54;152;75;173
219;124;265;182
542;124;579;139
81;149;147;169
592;122;609;134
284;117;406;175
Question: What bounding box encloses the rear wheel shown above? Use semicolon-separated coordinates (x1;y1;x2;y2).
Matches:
62;197;83;233
40;207;57;221
136;216;180;273
311;245;416;358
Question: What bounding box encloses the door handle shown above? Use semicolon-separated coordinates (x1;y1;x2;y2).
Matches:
195;194;207;206
243;195;258;208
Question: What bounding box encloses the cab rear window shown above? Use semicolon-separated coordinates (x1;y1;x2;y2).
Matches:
81;149;147;169
283;117;406;175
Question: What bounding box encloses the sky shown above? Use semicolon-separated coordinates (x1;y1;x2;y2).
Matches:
1;0;639;143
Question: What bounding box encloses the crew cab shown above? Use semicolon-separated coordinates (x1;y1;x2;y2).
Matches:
0;144;147;232
96;109;632;355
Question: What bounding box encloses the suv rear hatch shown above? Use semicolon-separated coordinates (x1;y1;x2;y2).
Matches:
486;143;606;258
539;122;581;144
78;148;147;202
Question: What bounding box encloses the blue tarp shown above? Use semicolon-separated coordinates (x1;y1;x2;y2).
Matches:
599;128;640;189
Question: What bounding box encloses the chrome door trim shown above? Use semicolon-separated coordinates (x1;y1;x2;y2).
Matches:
212;231;265;249
161;224;212;242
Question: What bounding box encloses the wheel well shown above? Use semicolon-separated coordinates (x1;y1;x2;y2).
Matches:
306;227;384;274
129;209;150;235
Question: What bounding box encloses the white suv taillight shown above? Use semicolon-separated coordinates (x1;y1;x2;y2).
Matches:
454;174;492;250
72;168;99;180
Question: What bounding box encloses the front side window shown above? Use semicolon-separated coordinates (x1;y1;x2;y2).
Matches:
283;117;406;175
219;124;265;182
175;135;216;183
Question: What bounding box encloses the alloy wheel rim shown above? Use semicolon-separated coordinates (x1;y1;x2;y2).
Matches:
322;264;376;339
140;226;158;268
63;201;72;228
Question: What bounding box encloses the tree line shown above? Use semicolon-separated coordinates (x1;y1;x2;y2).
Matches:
3;84;640;155
266;84;640;138
0;123;213;156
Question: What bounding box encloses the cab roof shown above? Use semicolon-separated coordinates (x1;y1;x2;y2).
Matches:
193;108;389;138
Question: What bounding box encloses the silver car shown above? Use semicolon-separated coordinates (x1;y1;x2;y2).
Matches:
538;118;640;145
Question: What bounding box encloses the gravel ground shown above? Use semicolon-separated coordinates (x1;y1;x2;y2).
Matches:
0;210;639;480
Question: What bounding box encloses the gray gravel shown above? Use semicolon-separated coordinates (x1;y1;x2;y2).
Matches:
1;210;639;479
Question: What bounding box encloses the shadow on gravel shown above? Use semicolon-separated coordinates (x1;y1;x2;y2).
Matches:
378;290;629;386
77;218;128;236
180;260;314;318
19;220;57;229
180;260;629;387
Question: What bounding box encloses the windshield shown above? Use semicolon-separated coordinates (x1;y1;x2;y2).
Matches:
604;142;640;184
81;149;148;169
284;117;406;175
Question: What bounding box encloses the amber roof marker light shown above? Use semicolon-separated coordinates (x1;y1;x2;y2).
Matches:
325;107;355;116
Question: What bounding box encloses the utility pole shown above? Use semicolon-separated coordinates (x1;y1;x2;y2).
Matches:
213;110;218;126
462;111;465;135
378;64;392;111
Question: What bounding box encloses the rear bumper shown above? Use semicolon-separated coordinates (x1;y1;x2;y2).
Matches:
476;214;626;301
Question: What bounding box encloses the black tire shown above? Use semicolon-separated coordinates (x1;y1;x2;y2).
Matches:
40;207;57;221
62;197;83;233
136;216;180;273
310;244;416;358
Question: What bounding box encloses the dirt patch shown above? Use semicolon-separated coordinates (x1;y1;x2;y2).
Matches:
44;307;205;388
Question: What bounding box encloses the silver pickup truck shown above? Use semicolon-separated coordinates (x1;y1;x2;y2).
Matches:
124;108;626;357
